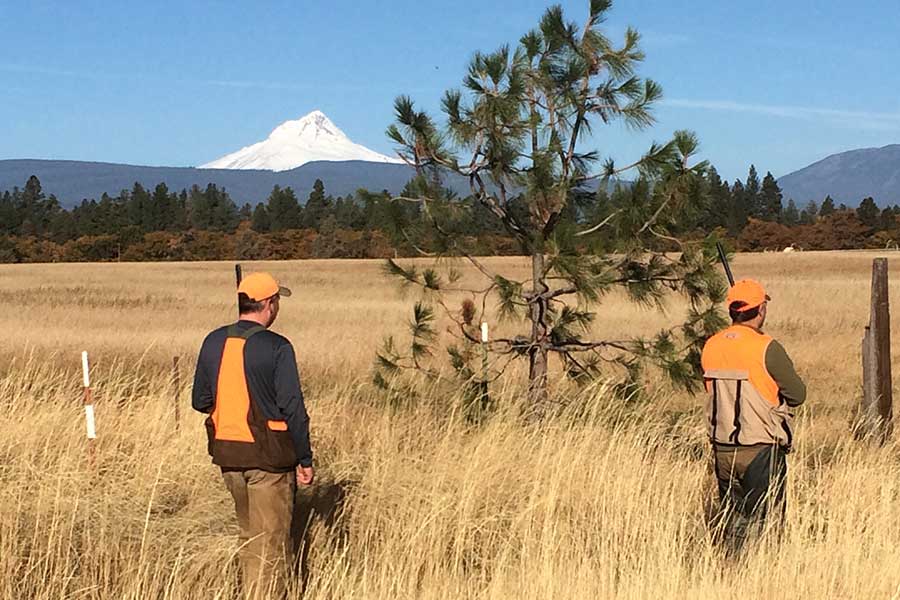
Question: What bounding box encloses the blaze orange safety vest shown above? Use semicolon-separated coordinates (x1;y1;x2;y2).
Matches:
205;325;297;472
701;325;794;449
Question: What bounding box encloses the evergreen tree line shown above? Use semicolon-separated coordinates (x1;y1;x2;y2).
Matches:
0;176;500;242
590;164;900;252
696;164;900;234
1;176;239;240
2;167;900;263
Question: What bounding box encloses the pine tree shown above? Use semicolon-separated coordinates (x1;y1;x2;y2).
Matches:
189;184;213;229
782;198;800;227
22;175;44;208
128;183;150;230
759;171;783;221
799;200;819;225
820;195;835;217
266;186;301;231
879;207;896;231
745;165;761;218
729;179;749;234
0;191;19;235
379;1;725;413
302;179;330;230
334;194;366;230
208;185;239;232
49;210;77;243
251;204;271;232
699;167;728;230
360;189;392;231
857;196;880;228
94;197;114;234
73;199;99;236
20;175;59;236
173;190;189;231
150;183;173;232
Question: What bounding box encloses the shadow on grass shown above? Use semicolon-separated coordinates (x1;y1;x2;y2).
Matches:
291;479;353;590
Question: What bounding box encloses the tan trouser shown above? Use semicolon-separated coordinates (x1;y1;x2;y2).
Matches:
711;444;787;550
222;468;296;598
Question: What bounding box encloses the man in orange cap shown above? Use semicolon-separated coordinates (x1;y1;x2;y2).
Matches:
192;272;313;597
701;279;806;548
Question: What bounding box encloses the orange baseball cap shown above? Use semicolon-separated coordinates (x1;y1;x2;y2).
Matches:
237;272;292;302
727;279;770;312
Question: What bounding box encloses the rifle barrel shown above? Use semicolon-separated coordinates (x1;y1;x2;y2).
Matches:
716;242;735;287
234;264;243;316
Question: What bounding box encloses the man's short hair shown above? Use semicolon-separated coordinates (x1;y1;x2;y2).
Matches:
729;301;760;323
238;292;266;315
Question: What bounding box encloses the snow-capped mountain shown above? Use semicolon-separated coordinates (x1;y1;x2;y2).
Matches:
201;110;402;171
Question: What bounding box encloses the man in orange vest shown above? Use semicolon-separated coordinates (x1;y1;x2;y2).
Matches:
192;272;313;597
701;279;806;546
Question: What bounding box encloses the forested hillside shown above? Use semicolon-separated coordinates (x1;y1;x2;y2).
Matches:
2;165;898;263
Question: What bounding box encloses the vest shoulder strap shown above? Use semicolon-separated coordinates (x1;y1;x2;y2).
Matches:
226;324;267;340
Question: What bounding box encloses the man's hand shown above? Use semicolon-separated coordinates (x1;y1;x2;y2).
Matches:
296;465;314;486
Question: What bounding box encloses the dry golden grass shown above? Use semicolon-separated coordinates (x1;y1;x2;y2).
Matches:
3;251;900;598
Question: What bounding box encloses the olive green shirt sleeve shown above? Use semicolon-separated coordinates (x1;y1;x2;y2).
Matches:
765;340;807;407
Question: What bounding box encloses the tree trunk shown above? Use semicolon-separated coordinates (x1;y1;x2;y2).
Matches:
528;251;550;417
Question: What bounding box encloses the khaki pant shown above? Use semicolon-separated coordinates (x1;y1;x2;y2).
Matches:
222;469;296;598
711;444;787;550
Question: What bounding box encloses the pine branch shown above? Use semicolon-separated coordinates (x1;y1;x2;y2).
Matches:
575;209;622;236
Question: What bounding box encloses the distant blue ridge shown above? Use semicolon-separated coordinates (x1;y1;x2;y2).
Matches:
778;144;900;207
0;159;426;208
0;159;616;208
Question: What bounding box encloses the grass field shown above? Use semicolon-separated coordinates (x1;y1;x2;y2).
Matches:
3;251;900;599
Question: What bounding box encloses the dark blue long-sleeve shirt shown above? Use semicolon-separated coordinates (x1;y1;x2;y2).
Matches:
192;320;313;467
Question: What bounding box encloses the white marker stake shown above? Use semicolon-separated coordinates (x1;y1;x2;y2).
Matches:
84;405;97;440
82;351;91;388
479;322;491;412
82;351;97;440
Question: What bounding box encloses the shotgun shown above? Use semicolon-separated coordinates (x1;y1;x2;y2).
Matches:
716;242;735;287
235;264;243;315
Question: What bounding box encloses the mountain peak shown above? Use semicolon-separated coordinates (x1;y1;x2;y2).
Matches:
268;110;347;143
201;111;400;172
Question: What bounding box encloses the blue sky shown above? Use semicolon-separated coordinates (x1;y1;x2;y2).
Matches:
2;0;898;181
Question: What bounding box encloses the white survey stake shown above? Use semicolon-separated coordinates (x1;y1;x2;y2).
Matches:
81;351;96;440
84;405;97;440
81;350;90;388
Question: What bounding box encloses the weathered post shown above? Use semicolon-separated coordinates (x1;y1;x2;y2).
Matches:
860;258;893;442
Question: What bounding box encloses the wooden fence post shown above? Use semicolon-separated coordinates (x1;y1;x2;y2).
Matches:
860;258;893;442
